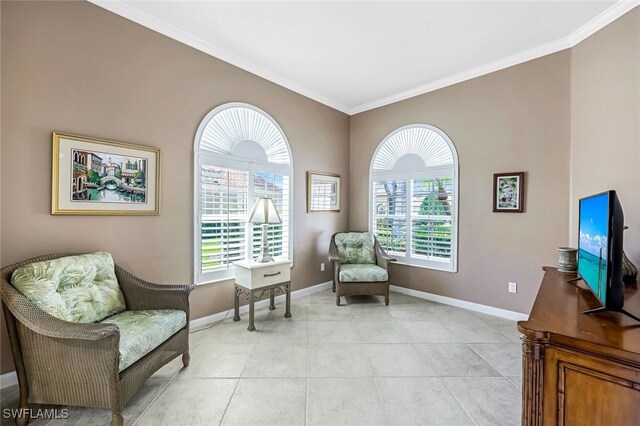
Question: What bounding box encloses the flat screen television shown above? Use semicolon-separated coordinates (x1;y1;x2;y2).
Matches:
577;190;639;321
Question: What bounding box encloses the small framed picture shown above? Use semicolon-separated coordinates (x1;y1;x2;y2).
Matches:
493;172;525;213
52;132;160;215
307;172;340;212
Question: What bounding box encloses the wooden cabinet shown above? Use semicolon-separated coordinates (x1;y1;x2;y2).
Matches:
518;267;640;425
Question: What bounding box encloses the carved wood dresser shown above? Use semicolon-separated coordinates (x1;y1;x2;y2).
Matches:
517;267;640;425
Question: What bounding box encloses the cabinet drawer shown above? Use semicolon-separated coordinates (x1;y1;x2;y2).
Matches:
235;262;291;289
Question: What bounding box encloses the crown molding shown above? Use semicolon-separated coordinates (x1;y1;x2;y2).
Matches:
568;0;639;46
88;0;351;114
350;1;639;114
349;36;573;115
89;0;638;116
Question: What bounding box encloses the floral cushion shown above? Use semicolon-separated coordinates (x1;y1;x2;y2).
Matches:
339;264;388;282
100;309;187;372
11;252;126;323
334;233;376;265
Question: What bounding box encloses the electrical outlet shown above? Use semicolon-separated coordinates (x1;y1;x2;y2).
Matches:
508;282;517;293
320;262;325;272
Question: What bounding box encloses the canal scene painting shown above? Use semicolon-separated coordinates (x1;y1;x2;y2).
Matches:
52;132;160;215
71;149;147;203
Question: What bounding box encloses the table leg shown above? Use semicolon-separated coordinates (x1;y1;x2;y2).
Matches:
269;291;276;311
233;285;240;322
284;282;292;318
248;291;256;332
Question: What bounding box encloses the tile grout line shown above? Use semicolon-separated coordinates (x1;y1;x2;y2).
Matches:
466;343;514;379
217;376;242;426
440;377;480;426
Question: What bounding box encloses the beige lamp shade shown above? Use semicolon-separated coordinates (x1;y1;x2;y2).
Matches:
249;197;281;224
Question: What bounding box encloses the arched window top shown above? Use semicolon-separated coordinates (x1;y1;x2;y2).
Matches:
196;103;291;165
372;124;456;173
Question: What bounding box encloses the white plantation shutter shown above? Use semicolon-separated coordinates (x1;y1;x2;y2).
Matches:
370;125;458;272
195;103;293;283
200;166;248;274
372;178;407;255
252;172;290;260
410;177;453;261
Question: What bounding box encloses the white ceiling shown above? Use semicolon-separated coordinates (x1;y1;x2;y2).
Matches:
91;1;636;114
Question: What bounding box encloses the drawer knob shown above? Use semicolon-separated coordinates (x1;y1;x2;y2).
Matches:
264;271;281;277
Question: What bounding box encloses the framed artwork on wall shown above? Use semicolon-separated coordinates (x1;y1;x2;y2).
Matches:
307;172;340;212
493;172;525;213
52;132;160;215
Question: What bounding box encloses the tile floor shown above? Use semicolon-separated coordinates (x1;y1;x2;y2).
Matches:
0;289;523;426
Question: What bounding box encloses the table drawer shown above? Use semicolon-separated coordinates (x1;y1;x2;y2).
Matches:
235;262;291;289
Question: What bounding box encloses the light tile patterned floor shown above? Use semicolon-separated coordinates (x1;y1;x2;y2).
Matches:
0;289;523;426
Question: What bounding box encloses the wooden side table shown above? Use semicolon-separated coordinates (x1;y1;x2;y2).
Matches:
233;259;293;331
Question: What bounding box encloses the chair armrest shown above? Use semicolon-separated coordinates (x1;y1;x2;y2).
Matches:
115;265;195;314
376;244;397;269
1;280;119;341
328;240;341;264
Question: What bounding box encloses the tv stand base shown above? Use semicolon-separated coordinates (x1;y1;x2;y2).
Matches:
583;306;640;322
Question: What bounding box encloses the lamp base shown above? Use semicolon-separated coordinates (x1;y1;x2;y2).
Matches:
256;224;273;263
256;253;274;263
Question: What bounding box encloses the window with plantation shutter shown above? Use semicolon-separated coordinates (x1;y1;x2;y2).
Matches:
194;103;293;283
200;166;248;275
370;125;458;272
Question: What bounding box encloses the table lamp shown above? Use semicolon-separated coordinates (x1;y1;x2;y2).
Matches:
248;197;282;262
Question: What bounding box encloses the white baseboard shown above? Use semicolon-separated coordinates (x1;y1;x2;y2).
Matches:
0;371;18;390
390;285;529;321
189;280;332;331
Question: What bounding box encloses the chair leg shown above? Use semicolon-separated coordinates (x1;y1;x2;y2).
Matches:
182;350;190;367
332;280;336;292
16;388;29;426
110;412;124;426
385;295;389;306
16;409;28;426
336;296;341;306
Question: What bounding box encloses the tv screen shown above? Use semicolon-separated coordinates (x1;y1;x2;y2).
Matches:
578;192;610;304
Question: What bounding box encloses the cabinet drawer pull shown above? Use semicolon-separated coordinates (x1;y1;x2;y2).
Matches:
264;272;281;278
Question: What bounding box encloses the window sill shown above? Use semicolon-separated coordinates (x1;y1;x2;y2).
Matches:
390;258;457;273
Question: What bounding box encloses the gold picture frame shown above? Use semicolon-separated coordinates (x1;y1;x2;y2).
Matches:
307;171;340;212
52;132;160;215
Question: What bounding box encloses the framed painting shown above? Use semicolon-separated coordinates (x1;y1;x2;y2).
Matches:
52;132;160;215
307;172;340;212
493;172;525;213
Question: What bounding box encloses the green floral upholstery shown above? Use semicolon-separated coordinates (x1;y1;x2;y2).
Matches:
100;309;187;372
339;264;388;282
334;233;376;265
11;252;126;323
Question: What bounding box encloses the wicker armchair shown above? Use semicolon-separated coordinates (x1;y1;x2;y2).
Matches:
0;253;195;426
328;232;396;306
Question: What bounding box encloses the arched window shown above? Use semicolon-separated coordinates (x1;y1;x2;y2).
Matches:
194;103;293;283
370;124;459;272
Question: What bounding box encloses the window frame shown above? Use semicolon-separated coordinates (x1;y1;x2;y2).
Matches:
193;103;294;285
369;124;459;273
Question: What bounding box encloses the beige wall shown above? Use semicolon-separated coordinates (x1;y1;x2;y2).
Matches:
0;1;350;374
570;8;640;265
1;1;638;377
350;51;572;315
